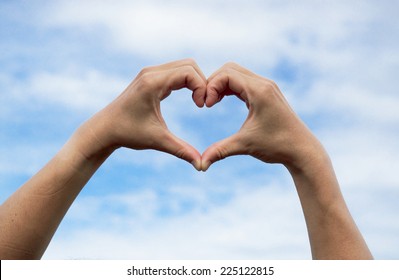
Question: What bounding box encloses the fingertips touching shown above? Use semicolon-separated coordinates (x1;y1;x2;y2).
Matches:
192;86;206;108
191;159;202;171
181;67;207;108
200;159;212;172
200;134;243;171
204;86;221;107
205;71;235;107
161;130;202;171
200;146;219;172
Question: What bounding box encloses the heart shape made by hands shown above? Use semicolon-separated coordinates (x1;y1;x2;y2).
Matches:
161;88;246;164
155;71;251;171
116;60;305;172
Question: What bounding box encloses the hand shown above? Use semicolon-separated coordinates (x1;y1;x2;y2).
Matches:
87;59;207;170
201;62;323;171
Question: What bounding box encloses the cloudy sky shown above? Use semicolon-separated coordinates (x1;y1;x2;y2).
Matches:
1;0;398;259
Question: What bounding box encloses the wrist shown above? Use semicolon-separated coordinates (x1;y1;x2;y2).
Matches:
284;141;340;195
66;116;117;167
285;141;342;205
284;136;330;175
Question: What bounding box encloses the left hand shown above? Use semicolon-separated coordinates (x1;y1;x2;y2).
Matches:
200;62;323;171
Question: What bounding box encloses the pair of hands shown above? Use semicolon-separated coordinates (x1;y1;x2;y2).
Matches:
0;60;371;260
91;59;320;172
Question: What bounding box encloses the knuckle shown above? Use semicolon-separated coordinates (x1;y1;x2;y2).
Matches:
253;78;286;109
175;148;186;160
177;59;198;74
215;145;228;160
181;58;196;65
260;79;277;92
223;61;239;69
137;66;153;77
268;79;279;90
257;79;280;101
135;72;156;92
180;64;196;74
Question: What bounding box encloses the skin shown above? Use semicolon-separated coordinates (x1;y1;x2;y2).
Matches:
0;59;206;259
201;62;373;259
0;59;372;259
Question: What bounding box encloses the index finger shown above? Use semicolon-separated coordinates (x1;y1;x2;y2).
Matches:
206;67;253;107
156;64;207;103
142;59;207;107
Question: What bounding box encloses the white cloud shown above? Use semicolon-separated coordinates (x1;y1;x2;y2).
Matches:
296;81;399;125
7;0;397;123
44;181;310;259
2;0;399;259
39;0;275;60
0;68;128;121
320;126;399;190
36;1;394;65
32;0;399;125
25;69;127;112
345;189;399;259
43;169;399;260
0;144;60;177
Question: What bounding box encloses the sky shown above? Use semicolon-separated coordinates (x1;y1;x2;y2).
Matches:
0;0;399;259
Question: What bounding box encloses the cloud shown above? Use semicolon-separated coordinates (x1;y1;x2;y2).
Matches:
42;169;399;260
0;144;60;177
18;69;126;112
44;180;310;259
345;188;399;259
1;0;399;259
34;1;394;66
320;125;399;190
32;0;399;125
38;1;274;60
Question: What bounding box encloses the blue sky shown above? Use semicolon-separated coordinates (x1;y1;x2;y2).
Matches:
1;0;399;259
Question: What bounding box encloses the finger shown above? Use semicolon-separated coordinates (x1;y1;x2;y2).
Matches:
206;62;265;107
141;59;207;107
207;62;259;83
156;129;202;171
201;133;244;171
157;64;207;107
205;68;250;107
143;58;207;82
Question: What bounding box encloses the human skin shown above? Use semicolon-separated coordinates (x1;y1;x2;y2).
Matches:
0;59;206;259
0;59;372;259
201;62;373;259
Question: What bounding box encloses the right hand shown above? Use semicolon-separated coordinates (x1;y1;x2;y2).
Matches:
84;59;207;170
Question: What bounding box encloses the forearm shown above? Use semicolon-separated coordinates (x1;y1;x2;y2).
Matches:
0;117;114;259
286;147;373;259
0;60;207;259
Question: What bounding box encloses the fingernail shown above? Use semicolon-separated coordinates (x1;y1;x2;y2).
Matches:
201;161;211;172
191;160;201;171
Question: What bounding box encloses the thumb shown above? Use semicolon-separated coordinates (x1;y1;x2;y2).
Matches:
201;133;244;171
157;129;202;171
